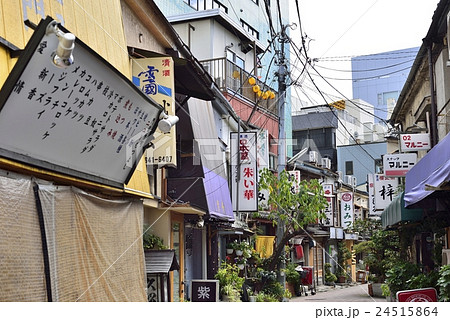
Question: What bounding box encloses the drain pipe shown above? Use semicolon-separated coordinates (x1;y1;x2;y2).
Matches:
427;42;438;147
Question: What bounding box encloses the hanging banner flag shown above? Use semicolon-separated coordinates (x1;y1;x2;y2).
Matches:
231;132;258;212
373;174;398;211
322;184;334;226
340;192;354;229
132;57;176;168
383;153;417;176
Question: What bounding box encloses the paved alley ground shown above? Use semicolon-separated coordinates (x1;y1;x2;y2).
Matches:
290;283;386;302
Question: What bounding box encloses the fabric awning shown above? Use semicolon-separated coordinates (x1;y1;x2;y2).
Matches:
188;98;234;222
203;167;234;221
382;192;423;228
404;131;450;207
144;249;179;274
166;98;234;222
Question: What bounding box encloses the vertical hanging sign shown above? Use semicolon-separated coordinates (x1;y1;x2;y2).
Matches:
231;132;258;212
373;174;398;210
340;192;354;229
367;174;377;217
132;57;176;168
256;129;269;210
288;170;301;194
322;184;334;226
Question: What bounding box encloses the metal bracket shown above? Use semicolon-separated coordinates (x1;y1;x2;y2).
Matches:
0;20;38;58
0;36;22;58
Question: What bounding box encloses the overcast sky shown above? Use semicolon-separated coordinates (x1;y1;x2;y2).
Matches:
288;0;440;108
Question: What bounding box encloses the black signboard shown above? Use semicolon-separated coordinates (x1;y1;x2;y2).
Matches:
190;280;219;302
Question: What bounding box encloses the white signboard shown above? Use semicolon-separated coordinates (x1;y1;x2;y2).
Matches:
0;18;162;187
257;130;269;210
367;174;378;217
231;132;258;211
383;153;417;177
322;184;334;226
340;192;354;229
288;170;301;194
400;133;431;152
373;174;398;211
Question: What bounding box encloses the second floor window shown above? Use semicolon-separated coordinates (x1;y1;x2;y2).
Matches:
240;19;259;40
184;0;228;13
345;161;353;175
227;50;245;70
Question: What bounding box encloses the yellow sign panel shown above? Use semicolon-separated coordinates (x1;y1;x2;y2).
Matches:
132;57;176;168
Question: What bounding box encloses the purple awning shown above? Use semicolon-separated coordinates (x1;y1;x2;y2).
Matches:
404;131;450;207
203;167;234;222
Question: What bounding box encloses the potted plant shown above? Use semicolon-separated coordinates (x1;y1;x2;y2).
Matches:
143;225;167;250
438;265;450;301
226;242;234;255
235;256;247;269
381;283;393;302
283;263;301;296
324;263;337;286
336;242;351;283
221;284;240;302
384;261;420;298
214;262;245;301
234;240;253;257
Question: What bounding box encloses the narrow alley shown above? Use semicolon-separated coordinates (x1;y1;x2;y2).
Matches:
291;284;386;302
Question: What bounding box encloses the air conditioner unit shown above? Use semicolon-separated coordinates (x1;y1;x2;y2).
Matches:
309;151;318;164
442;249;450;265
321;157;331;169
337;171;343;181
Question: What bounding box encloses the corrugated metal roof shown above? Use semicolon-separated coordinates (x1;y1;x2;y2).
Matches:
145;249;179;274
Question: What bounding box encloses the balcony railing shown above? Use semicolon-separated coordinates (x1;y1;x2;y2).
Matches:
200;58;278;116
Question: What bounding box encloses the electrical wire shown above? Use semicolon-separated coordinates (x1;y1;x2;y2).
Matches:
288;37;380;162
314;58;415;73
288;39;391;126
309;66;413;81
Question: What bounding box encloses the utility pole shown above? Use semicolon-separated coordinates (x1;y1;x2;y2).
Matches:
276;24;289;285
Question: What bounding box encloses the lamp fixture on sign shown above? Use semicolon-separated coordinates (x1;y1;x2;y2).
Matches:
158;112;179;133
46;20;75;68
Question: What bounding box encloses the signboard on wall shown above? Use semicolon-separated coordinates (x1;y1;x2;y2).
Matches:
400;133;431;152
231;132;258;212
383;153;417;176
132;57;176;168
0;17;162;187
